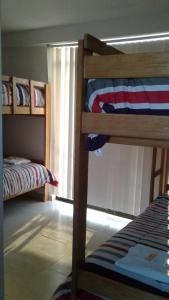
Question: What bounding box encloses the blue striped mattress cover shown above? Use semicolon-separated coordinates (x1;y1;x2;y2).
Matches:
52;196;169;299
86;77;169;151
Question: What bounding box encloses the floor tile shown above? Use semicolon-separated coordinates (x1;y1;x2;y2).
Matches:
4;197;130;299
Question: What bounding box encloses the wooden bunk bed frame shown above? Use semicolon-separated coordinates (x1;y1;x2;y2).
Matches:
2;75;51;201
71;34;169;300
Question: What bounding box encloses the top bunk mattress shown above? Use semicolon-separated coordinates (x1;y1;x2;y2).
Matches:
86;77;169;150
87;77;169;115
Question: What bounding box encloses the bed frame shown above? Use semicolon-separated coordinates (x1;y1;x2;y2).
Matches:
71;34;169;300
2;76;51;201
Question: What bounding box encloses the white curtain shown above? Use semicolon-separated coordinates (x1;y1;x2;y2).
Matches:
48;37;169;215
48;46;77;199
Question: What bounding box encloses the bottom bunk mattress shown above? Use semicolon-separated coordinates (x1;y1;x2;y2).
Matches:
52;196;169;299
3;162;57;199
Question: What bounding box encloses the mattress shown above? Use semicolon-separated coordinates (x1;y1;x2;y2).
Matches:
3;162;57;199
52;196;169;300
86;78;169;150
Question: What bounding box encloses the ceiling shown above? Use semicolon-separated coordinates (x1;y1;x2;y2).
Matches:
2;0;169;33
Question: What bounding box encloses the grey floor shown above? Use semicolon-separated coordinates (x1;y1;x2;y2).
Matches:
4;197;131;300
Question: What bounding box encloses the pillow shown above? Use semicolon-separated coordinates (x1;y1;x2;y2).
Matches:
4;156;31;165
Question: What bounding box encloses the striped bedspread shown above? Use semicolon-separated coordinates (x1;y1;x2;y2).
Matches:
52;196;169;299
34;87;45;107
86;78;169;150
2;83;45;108
2;82;12;106
16;84;30;106
3;162;57;199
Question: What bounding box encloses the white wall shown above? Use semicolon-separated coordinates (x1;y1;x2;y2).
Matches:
2;45;48;81
3;115;45;161
2;46;48;161
2;13;169;47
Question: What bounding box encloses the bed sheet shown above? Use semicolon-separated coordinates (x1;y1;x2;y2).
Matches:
52;196;169;300
3;162;57;199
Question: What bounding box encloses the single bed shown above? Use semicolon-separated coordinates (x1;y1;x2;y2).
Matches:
3;161;57;201
52;196;169;300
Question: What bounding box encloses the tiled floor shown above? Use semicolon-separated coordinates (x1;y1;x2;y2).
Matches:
4;197;131;300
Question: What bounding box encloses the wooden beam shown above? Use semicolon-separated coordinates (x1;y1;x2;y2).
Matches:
159;148;165;195
84;34;122;55
108;137;169;148
78;270;168;300
84;51;169;78
2;75;10;82
149;148;157;204
164;149;169;192
71;41;92;300
82;113;169;143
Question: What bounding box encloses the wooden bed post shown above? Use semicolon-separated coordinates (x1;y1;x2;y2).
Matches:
71;34;122;300
164;148;169;193
150;148;165;203
149;148;157;203
71;40;92;299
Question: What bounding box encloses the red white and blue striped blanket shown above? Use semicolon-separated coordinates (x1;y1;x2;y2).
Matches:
86;78;169;150
3;162;58;199
52;196;169;300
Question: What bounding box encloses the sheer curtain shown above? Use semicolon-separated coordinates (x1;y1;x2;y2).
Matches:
48;37;169;215
48;46;77;199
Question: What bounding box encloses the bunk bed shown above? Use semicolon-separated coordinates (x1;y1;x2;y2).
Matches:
2;75;54;201
52;34;169;300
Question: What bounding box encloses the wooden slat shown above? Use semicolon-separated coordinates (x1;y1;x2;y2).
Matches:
84;34;122;55
108;137;169;148
4;184;45;201
14;77;29;85
31;107;45;115
149;148;157;203
84;51;169;78
78;270;168;300
2;106;12;114
2;75;10;82
13;106;30;115
31;80;46;88
82;113;169;142
159;148;165;195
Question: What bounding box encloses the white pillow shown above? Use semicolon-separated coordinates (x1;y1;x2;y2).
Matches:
4;156;31;165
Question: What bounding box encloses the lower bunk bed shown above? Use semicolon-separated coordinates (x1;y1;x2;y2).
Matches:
52;196;169;300
3;158;58;200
